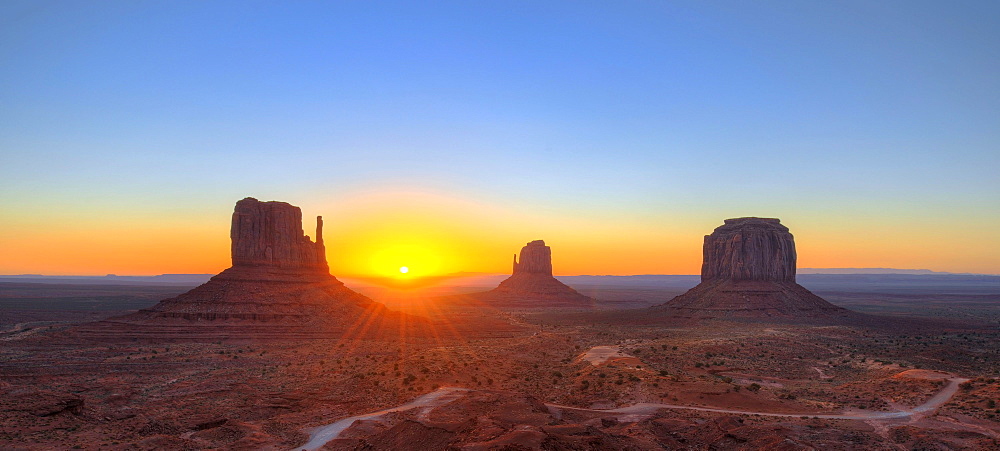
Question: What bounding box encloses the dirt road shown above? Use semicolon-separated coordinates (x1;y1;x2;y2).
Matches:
294;387;469;451
548;376;968;421
295;377;969;449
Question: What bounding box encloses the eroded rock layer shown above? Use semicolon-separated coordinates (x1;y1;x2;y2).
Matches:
659;218;848;319
702;217;795;282
512;240;553;275
231;197;328;272
660;279;844;318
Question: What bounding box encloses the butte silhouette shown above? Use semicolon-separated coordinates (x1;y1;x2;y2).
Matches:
654;217;849;319
482;240;593;307
76;198;417;340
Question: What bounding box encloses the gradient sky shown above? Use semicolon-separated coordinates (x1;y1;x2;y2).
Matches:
2;0;998;276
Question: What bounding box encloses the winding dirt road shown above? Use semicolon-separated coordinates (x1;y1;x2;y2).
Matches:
295;377;968;450
547;376;969;421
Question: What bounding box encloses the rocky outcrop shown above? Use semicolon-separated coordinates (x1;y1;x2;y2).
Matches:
488;240;592;307
701;217;795;282
512;240;553;275
74;198;421;340
10;390;85;417
657;218;849;320
230;197;327;272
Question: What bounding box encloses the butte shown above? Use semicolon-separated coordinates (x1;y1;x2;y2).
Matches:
477;240;593;308
75;198;431;340
653;217;851;320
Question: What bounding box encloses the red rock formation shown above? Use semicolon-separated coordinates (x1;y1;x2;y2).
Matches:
701;217;795;282
657;218;848;319
230;197;328;272
512;240;553;275
74;198;417;340
488;240;593;307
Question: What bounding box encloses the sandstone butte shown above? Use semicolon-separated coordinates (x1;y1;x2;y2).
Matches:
229;197;329;272
486;240;594;307
72;198;442;340
656;217;849;319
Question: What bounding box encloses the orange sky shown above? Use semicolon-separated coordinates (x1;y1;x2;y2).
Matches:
1;190;997;277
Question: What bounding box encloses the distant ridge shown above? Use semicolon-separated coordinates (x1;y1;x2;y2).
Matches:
798;268;984;275
0;274;214;285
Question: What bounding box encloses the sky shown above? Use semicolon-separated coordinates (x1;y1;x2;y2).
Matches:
1;0;998;277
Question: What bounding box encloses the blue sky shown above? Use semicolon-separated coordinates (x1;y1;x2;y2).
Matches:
1;1;998;274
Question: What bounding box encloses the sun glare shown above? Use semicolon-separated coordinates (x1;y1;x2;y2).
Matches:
365;241;446;278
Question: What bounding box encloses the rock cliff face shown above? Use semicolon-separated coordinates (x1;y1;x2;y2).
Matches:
489;240;592;307
230;197;328;272
657;218;848;320
701;217;795;283
512;240;553;275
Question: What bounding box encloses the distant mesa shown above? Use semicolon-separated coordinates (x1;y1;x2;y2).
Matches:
485;240;593;307
798;268;956;275
74;197;412;340
655;217;849;319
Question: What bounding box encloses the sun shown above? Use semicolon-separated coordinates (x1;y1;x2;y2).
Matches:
365;241;444;278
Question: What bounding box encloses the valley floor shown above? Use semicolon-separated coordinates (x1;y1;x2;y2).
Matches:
1;281;998;449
